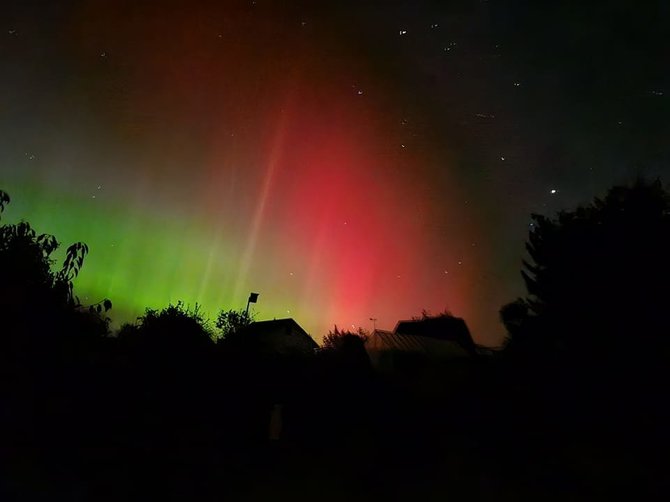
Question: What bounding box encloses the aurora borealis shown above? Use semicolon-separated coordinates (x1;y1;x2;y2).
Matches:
2;1;668;345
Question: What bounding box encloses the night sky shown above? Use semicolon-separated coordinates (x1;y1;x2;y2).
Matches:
2;1;668;346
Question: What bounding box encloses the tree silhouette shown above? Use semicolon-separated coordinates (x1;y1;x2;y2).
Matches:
321;326;371;374
502;179;670;363
322;326;369;352
0;190;111;336
119;301;213;353
214;308;254;342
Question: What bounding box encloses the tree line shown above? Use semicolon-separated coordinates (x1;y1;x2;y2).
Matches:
1;179;668;499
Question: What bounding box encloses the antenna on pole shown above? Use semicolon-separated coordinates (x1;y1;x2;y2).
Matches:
246;292;259;317
369;317;378;331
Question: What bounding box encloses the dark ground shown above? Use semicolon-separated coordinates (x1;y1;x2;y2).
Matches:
2;346;666;501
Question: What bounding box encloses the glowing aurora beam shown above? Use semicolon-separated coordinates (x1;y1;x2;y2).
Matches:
232;104;291;304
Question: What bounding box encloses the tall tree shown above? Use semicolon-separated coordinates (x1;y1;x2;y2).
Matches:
0;190;111;335
501;179;670;363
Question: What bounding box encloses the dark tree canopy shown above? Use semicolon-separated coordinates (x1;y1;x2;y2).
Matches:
119;301;213;353
215;308;254;343
321;326;371;374
322;326;369;352
0;190;111;338
501;179;670;362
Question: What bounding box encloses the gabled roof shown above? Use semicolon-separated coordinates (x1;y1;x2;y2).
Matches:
238;318;319;354
365;329;473;359
370;330;431;352
393;315;476;355
248;318;309;336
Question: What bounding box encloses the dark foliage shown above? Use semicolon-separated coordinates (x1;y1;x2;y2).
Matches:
502;178;670;362
321;325;369;352
119;301;213;352
499;179;670;497
215;307;254;342
320;326;371;375
0;190;111;340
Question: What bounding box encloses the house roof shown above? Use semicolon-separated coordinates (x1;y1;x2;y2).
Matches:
248;318;309;335
393;315;476;354
366;329;473;358
370;330;431;352
241;318;319;352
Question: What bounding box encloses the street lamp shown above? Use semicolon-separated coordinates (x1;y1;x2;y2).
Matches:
245;292;259;317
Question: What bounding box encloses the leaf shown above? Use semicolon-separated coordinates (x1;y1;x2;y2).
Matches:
0;190;10;214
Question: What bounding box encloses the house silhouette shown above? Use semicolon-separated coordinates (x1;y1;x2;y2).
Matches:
235;318;318;357
366;314;476;374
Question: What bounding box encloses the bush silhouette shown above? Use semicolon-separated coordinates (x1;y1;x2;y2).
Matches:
119;301;213;355
321;326;371;372
215;307;254;343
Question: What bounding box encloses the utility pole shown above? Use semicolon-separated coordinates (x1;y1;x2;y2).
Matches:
369;317;378;331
